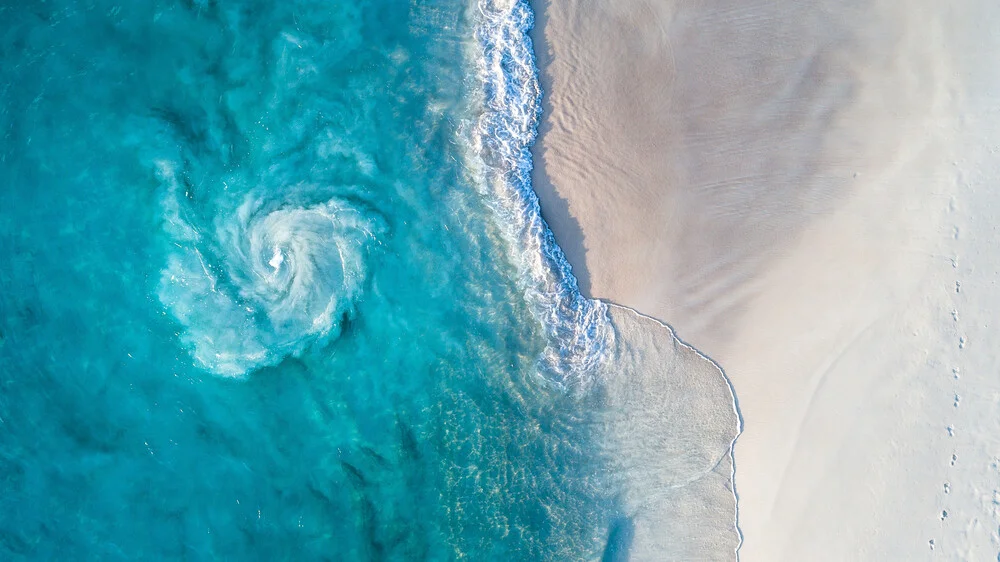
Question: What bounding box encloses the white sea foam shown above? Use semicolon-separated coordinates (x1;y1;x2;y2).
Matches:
470;0;614;387
155;160;383;377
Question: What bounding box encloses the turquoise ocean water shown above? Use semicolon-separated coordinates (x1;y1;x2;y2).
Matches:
0;0;740;559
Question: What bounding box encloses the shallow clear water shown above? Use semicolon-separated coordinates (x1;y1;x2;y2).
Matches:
0;0;740;559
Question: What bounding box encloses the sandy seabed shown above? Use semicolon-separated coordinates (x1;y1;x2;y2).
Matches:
529;0;1000;559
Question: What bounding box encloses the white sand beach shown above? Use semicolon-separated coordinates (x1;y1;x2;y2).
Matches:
529;0;1000;559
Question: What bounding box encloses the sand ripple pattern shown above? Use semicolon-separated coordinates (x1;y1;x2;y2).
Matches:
156;161;383;377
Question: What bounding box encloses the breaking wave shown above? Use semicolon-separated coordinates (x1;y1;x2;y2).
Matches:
470;0;614;388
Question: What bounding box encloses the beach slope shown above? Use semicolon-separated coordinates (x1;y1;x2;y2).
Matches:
530;0;1000;558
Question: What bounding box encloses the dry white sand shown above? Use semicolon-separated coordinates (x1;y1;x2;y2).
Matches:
529;0;1000;559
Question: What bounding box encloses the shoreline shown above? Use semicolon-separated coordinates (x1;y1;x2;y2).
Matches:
523;2;744;554
478;1;744;555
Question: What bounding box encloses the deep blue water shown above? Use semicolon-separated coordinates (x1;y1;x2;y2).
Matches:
0;0;740;559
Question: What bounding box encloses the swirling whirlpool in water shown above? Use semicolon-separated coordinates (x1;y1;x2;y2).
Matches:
155;161;385;377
